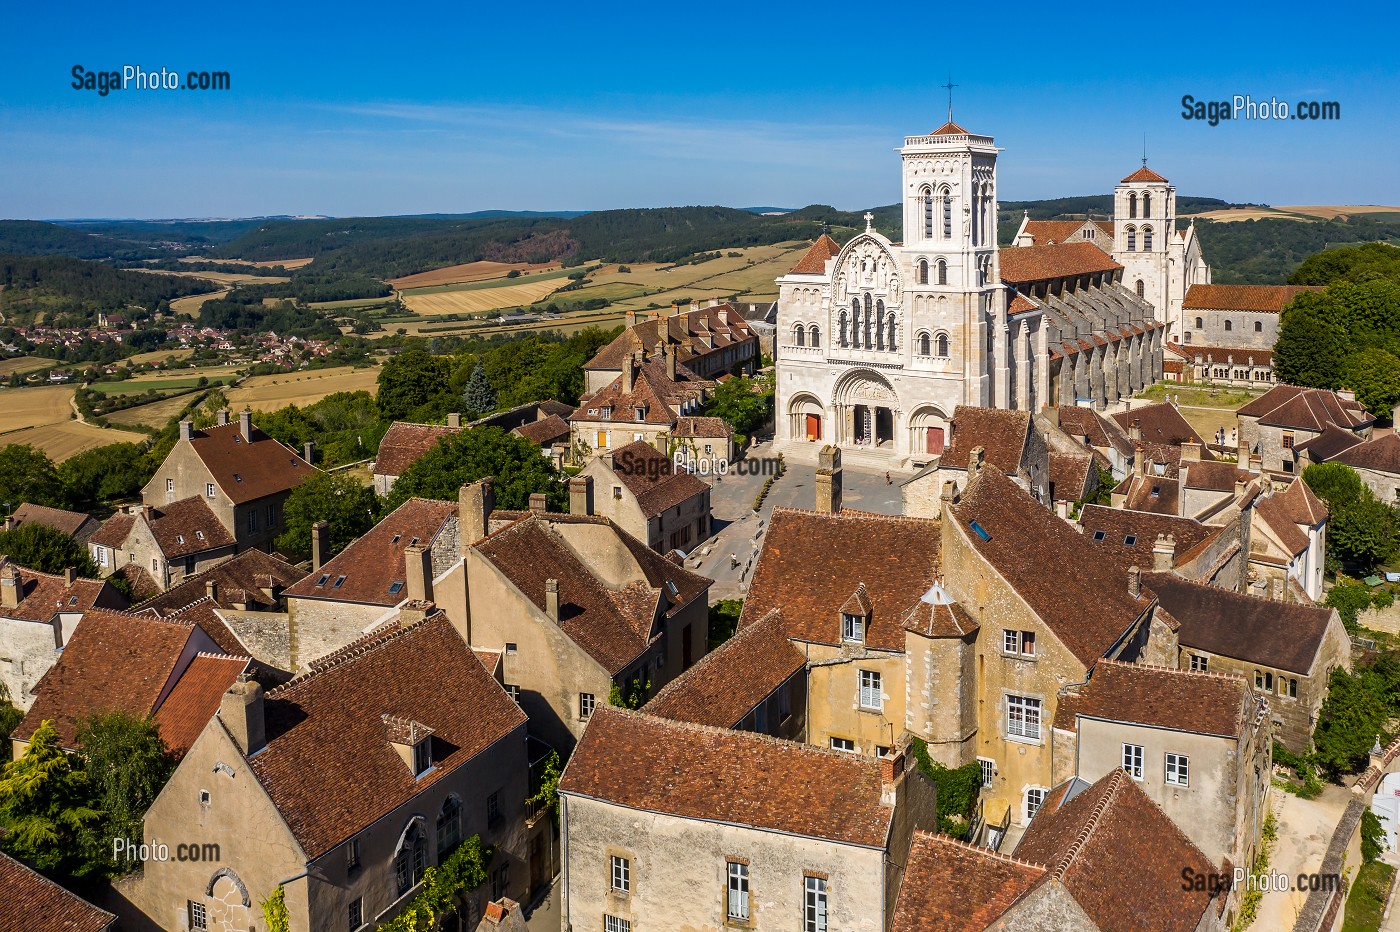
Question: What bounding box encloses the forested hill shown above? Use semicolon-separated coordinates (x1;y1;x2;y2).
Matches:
0;218;270;261
0;255;209;321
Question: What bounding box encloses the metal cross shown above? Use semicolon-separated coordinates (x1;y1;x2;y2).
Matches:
942;73;959;123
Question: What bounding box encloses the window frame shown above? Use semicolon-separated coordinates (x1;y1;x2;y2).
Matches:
978;757;995;788
1189;653;1209;672
804;875;828;932
604;917;632;932
189;901;208;931
841;613;865;644
611;855;631;894
1165;752;1190;786
858;669;882;711
1025;787;1047;822
726;860;750;921
1006;694;1042;742
348;898;363;931
579;692;596;721
1122;743;1145;780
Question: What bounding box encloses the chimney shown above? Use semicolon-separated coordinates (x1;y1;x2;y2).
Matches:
968;445;986;477
529;492;547;515
1128;419;1142;442
1128;565;1141;599
690;300;700;313
1181;440;1201;462
816;445;842;514
302;441;314;465
1055;499;1070;520
179;420;193;442
569;475;594;516
940;480;960;507
217;408;230;426
239;410;253;442
1272;577;1285;602
1237;437;1251;466
880;747;905;806
670;301;679;317
625;310;637;327
64;567;76;585
665;343;677;381
1;564;21;609
404;544;433;604
141;504;154;525
1133;443;1146;478
220;679;265;756
447;413;461;429
459;478;495;551
1153;534;1175;572
310;520;328;572
545;578;559;622
206;579;219;603
398;599;435;627
717;306;729;325
708;296;720;308
622;355;635;395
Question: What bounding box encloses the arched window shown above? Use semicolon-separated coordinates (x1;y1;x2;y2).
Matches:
1128;192;1137;218
886;313;896;352
937;259;948;285
1224;319;1232;332
810;325;821;349
437;797;462;854
1135;279;1145;298
395;821;427;896
794;324;805;347
1126;227;1136;252
875;300;886;350
851;299;861;347
863;294;873;346
1255;320;1263;333
1143;226;1153;250
918;333;931;355
922;186;933;240
942;187;953;239
917;259;929;285
936;333;949;356
1195;317;1203;329
1142;192;1152;216
839;310;849;347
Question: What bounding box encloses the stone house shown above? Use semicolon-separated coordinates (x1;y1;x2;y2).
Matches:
1052;660;1271;868
1179;282;1322;352
1050;404;1135;479
572;443;712;553
116;611;537;932
1077;504;1248;592
88;499;238;591
1111;400;1214;475
1249;478;1328;601
6;501;101;543
0;561;126;711
1235;384;1372;477
902;405;1050;515
372;417;463;496
583;300;760;395
671;415;735;475
1331;431;1400;505
1145;571;1351;754
143;411;318;553
1;851;115;931
559;706;937;932
569;347;713;465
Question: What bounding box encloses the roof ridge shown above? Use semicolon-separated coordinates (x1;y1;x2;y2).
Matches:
769;505;939;526
924;831;1048;873
1049;770;1125;880
192;650;250;662
271;619;414;694
1096;657;1248;684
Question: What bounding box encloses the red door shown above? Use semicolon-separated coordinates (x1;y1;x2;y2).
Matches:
805;413;821;441
926;427;945;455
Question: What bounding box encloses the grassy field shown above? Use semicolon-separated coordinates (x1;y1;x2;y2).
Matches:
1277;205;1400;219
130;269;290;285
400;278;570;315
310;296;400;310
170;288;227;315
0;356;54;377
87;376;224;395
387;260;561;290
1342;860;1393;932
2;421;119;461
223;365;379;411
126;347;195;367
104;392;202;430
0;384;118;460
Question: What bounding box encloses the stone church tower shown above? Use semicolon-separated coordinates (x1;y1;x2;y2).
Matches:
1111;165;1210;338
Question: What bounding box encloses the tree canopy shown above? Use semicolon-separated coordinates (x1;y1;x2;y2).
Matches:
702;375;773;438
0;444;64;510
56;442;155;511
386;426;566;513
0;720;103;881
461;363;497;416
75;712;175;876
275;470;380;560
0;522;99;577
1329;488;1399;572
1303;462;1364;513
1275;278;1400;421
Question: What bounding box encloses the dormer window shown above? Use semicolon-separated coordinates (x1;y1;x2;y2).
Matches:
842;613;865;643
601;406;613;420
413;741;431;776
634;407;646;422
384;715;435;778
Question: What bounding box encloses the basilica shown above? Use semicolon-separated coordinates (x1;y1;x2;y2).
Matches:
774;120;1197;468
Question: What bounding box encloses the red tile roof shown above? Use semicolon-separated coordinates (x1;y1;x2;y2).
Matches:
644;609;805;728
929;120;972;135
607;441;710;518
998;242;1122;284
0;850;114;931
584;304;758;372
941;406;1031;474
374;422;461;478
1182;283;1323;312
1049;452;1095;502
1236;384;1371;431
137;548;307;614
1053;659;1252;738
1182;459;1252;492
559;706;895;847
146;497;236;558
673;415;733;439
512;414;571;445
1294;424;1365;460
284;498;456;605
87;513;135;549
742;507;940;651
899;582;977;638
1121;165;1169;183
9;503;96;539
251;615;526;858
1168;342;1274;367
152;653;250;754
0;561;115;623
1334;431;1400;475
1056;406;1134;457
1078;505;1217;571
1111;402;1211;450
573;359;713;427
1272;476;1328;526
891;831;1045;932
789;234;843;275
1253;490;1311;557
949;466;1150;666
187;421;316;504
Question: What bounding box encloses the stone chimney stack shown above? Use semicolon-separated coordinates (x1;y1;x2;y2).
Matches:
968;446;986;478
459;478;495;552
665;343;677;382
529;492;547;515
310;520;328;572
141;504;154;524
404;544;433;604
622;355;635;395
816;445;842;514
1134;443;1146;478
625;310;637;327
1;564;22;609
545;578;559;622
880;747;905;807
1128;565;1141;600
64;567;76;585
206;579;219;603
303;441;314;465
1237;437;1251;467
1129;418;1142;442
1153;535;1175;572
569;476;594;516
179;420;193;442
447;413;461;429
940;481;960;507
217;409;230;426
239;410;253;443
1181;440;1201;462
221;679;265;756
1272;577;1285;601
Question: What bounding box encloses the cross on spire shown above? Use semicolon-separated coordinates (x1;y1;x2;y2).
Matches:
863;211;874;232
942;73;959;123
1142;133;1148;167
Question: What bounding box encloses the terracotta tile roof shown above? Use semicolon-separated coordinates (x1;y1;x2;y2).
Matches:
1273;476;1328;526
644;609;805;728
941;406;1031;474
512;414;571;445
1182;459;1252;492
1253;490;1311;556
374;421;461;478
1236;384;1372;431
13;609;195;748
137;548;307;614
673;415;733;439
559;705;894;847
607;441;710;518
1145;572;1338;674
998;242;1122;284
1013;769;1220;931
0;561;114;623
950;466;1150;666
1334;431;1400;475
1007;292;1039;314
1053;659;1251;737
899;582;977;638
574;360;713;427
741;507;940;651
187;421;316;504
1111;402;1211;450
1019;220;1086;245
251;615;526;858
0;851;114;931
110;563;160;602
1078;505;1217;571
929;120;971;135
1295;424;1365;460
87;512;135;549
789;234;843;275
584;304;758;372
152;653;250;755
146;497;236;558
1056;406;1134;457
9;503;96;539
1121;165;1169;183
1050;452;1094;502
284;498;456;605
891;831;1045;932
1183;283;1323;313
1169;342;1275;367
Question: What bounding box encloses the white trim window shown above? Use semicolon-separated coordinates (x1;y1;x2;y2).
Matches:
579;692;596;721
1123;743;1144;780
830;737;855;753
1006;695;1041;741
1165;753;1189;786
978;757;995;788
804;876;828;932
726;861;750;921
841;613;865;644
1003;630;1036;657
1026;787;1047;822
611;855;630;894
858;670;882;710
604;917;631;932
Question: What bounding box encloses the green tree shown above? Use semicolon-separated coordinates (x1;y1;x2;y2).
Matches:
0;682;21;764
375;835;491;931
0;523;99;577
527;750;562;827
376;348;453;421
1330;490;1399;571
708;599;743;649
608;676;651;709
1303;461;1364;513
1274;293;1350;390
1362;809;1388;863
75;712;175;875
1311;658;1400;778
385;426;566;512
275;470;380;560
1327;577;1379;632
1345;348;1400;421
0;444;64;510
703;375;773;438
0;720;103;880
461;363;497;416
57;442;155;510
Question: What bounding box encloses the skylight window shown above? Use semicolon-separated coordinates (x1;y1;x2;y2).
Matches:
176;535;185;544
316;574;330;587
1124;535;1137;546
333;576;347;588
969;520;991;541
69;596;78;605
195;531;205;540
1151;485;1161;496
409;537;419;546
1092;530;1106;542
233;474;243;482
391;534;401;544
388;581;404;594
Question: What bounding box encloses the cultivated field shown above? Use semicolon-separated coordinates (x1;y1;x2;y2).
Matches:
1190;208;1309;223
310;296;399;310
0;384;117;460
400;278;568;315
132;269;290;285
179;256;314;270
3;421;118;461
0;384;81;431
104;392;201;430
1275;205;1400;219
388;261;562;290
171;289;227;314
0;356;54;377
223;365;379;411
126;347;195;367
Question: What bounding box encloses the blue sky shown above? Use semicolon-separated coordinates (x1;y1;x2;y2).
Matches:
2;0;1396;219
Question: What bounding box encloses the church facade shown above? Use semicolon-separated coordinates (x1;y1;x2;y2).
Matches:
774;121;1169;468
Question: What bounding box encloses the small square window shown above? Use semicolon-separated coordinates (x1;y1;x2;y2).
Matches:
1189;654;1209;672
333;576;346;588
205;483;215;498
316;574;330;587
505;642;518;653
830;737;855;753
1122;743;1144;779
979;758;994;788
504;684;521;703
1092;530;1106;541
199;789;210;805
1165;752;1189;786
189;902;208;931
1123;535;1137;546
388;581;404;594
